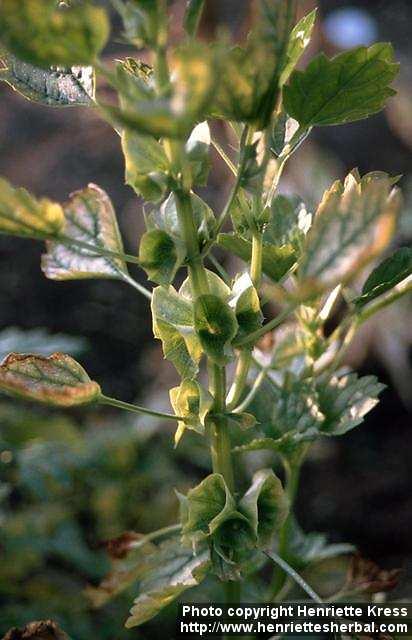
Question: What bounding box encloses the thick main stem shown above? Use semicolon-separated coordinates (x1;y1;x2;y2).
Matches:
209;364;235;493
174;189;209;295
172;165;235;497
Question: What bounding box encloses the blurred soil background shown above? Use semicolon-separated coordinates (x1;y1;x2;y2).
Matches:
0;1;411;638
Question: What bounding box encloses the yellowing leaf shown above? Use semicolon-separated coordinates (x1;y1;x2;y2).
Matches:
152;285;202;379
105;42;215;138
298;171;402;293
0;352;101;407
122;129;170;202
211;0;296;126
42;184;129;281
0;54;95;107
169;378;213;446
0;0;110;67
182;474;237;543
0;177;64;238
284;43;399;127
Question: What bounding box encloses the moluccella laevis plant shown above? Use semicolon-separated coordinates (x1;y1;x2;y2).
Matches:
0;0;411;632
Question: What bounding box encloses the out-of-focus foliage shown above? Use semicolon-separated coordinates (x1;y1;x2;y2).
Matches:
0;398;196;639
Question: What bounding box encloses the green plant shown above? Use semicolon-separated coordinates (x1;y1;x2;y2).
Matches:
0;0;411;633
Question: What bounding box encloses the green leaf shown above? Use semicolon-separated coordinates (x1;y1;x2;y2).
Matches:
298;171;401;293
284;43;399;127
316;373;385;436
184;0;205;37
236;372;385;455
180;269;230;302
126;539;210;628
139;229;185;285
229;273;263;339
355;247;412;309
217;233;296;282
0;352;101;407
211;515;255;572
267;375;324;442
152;285;202;379
0;0;110;68
0;176;65;239
265;195;312;252
211;0;297;126
86;531;159;608
169;379;213;446
41;184;129;281
194;294;238;365
0;53;95;106
239;469;289;548
239;142;264;193
185;121;211;187
122;129;170;203
182;473;237;543
280;8;317;86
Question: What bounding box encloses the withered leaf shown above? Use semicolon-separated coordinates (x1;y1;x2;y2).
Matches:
2;619;70;640
87;531;158;608
0;352;101;407
345;554;401;595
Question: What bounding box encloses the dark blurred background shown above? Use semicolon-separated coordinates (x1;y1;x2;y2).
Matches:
0;1;411;638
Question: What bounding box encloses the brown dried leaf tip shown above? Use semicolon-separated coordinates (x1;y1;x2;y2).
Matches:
100;531;142;559
2;619;69;640
346;553;401;594
0;352;101;407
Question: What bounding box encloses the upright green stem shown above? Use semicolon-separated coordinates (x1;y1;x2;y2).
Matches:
209;364;235;493
225;227;261;409
250;232;263;288
170;145;235;497
265;125;311;208
226;350;252;411
174;189;209;295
